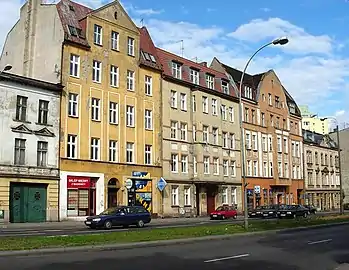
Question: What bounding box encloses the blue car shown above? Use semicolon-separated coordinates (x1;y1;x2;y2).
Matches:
84;205;151;229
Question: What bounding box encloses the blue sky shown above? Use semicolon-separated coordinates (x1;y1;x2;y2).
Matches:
2;0;349;127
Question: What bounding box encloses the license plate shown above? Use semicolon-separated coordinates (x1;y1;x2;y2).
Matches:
85;221;91;225
251;213;256;215
281;214;286;217
263;214;268;216
212;215;217;217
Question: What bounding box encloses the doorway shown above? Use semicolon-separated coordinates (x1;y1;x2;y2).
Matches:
107;178;120;208
206;185;217;215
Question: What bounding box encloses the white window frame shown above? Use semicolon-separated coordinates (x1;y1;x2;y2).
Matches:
253;161;258;177
67;134;77;159
190;69;199;84
171;154;178;172
222;187;228;204
181;155;188;173
91;97;100;121
263;162;268;177
184;187;191;206
145;75;152;96
180;93;187;111
223;159;229;176
109;101;119;124
172;62;181;79
231;161;236;177
90;138;100;161
127;70;135;91
170;121;178;139
126;142;134;163
277;136;282;153
126;105;135;127
94;24;102;45
192;96;196;112
212;99;218;115
180;122;187;141
92;60;102;83
222;80;229;94
228;107;234;122
204;156;210;174
145;109;153;130
171;186;179;205
203;125;209;143
230;133;235;149
206;74;214;89
247;160;252;176
68;93;78;117
202;96;208;113
109;140;118;162
70;54;80;78
278;162;282;177
285;163;289;178
110;65;119;87
222;132;228;148
170;90;177;108
192;124;197;142
221;105;227;120
127;37;135;56
145;145;152;165
212;127;218;145
193;156;198;175
213;157;219;175
270;162;273;177
111;31;119;50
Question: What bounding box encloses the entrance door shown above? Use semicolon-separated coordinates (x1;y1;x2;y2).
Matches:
10;183;47;223
206;185;217;215
108;188;118;208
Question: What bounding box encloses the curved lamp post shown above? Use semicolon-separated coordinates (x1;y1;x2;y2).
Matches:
239;37;289;230
0;64;12;76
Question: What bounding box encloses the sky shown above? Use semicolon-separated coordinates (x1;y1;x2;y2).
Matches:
2;0;349;128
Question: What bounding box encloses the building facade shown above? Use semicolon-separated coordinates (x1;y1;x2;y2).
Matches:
156;49;242;217
1;0;163;220
299;105;329;135
0;72;62;223
303;130;340;210
211;58;304;209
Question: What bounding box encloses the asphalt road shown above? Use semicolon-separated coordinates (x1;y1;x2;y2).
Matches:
0;223;348;269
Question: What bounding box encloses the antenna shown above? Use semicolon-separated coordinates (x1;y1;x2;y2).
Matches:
140;18;144;27
180;39;184;57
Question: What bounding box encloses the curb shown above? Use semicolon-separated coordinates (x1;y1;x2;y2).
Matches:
0;221;348;257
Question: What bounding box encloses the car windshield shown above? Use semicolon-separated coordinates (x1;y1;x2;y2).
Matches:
216;206;225;211
99;207;123;215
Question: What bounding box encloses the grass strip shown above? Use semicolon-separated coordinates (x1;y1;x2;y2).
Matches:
1;215;349;251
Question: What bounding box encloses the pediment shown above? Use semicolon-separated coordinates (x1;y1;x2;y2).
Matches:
322;167;329;173
34;127;55;137
11;124;32;134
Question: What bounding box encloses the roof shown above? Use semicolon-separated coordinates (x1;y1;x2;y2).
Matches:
138;27;162;71
222;63;264;89
155;48;236;98
303;129;338;150
0;72;63;92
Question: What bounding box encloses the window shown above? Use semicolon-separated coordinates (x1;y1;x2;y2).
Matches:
92;60;102;83
192;124;197;141
229;107;234;122
180;122;187;141
109;102;119;124
262;136;267;152
247;160;252;176
38;100;49;125
37;141;48;167
184;187;191;205
16;95;27;121
192;96;196;112
127;70;135;91
206;74;214;89
14;138;26;165
284;163;289;178
94;24;102;45
126;105;135;127
68;93;78;117
231;188;237;205
180;93;187;111
145;145;152;165
283;138;288;153
269;137;273;151
145;109;152;130
67;134;77;159
111;31;119;50
170;121;178;139
171;154;178;172
172;62;181;79
145;76;152;96
203;125;209;143
171;186;179;205
275;96;280;108
222;81;229;94
212;127;218;145
270;162;273;177
222;132;228;148
221;105;227;120
277;137;282;153
229;133;235;149
190;69;199;84
202;96;208;113
251;110;256;124
204;156;210;174
253;161;258;177
170;90;177;108
91;98;100;121
261;113;265;126
109;140;118;162
222;187;228;204
126;142;134;163
110;65;119;87
181;155;188;173
193;156;197;175
223;160;229;176
127;37;135;56
263;162;268;177
278;162;282;177
231;161;236;177
252;134;257;150
244;108;249;122
213;158;219;175
70;54;80;77
268;93;272;105
245;133;251;149
90;138;100;160
212;99;218;115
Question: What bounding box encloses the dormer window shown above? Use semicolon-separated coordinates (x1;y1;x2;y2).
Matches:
221;81;229;94
172;62;182;79
289;103;296;114
206;74;214;89
275;96;280;108
244;86;252;99
190;69;199;85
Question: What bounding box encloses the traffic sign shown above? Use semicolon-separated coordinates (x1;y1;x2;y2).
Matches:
157;177;167;192
125;179;133;189
254;185;261;194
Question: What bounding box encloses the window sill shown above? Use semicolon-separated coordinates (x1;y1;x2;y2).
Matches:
92;119;101;123
35;122;53;127
184;205;192;207
171;171;178;174
145;94;153;97
127;89;135;92
69;75;80;79
94;43;103;47
126;125;135;128
68;115;79;119
109;122;119;126
111;48;120;52
92;81;101;84
145;128;153;131
171;205;180;208
110;85;119;89
13;119;31;124
127;54;135;58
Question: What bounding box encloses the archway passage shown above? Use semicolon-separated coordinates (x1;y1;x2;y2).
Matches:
107;178;120;208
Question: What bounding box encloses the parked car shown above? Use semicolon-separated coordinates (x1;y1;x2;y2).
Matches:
248;206;267;218
84;205;151;229
277;204;309;219
261;204;286;218
210;205;238;220
303;204;317;214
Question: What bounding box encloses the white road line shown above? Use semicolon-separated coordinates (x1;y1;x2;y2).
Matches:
308;239;332;245
204;254;250;263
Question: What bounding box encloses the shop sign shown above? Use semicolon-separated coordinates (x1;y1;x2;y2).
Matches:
132;171;149;178
67;176;90;189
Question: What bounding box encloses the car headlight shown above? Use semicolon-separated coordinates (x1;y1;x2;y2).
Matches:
287;212;291;214
92;218;101;222
256;212;260;214
277;212;280;214
269;211;273;214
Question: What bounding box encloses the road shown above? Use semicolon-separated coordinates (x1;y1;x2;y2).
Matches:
0;223;348;269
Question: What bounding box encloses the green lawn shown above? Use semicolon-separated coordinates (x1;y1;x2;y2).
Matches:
1;215;349;252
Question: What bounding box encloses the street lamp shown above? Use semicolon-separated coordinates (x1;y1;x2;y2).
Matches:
0;64;12;76
239;37;289;230
320;117;343;215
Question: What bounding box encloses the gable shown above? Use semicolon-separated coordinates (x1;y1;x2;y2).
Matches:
91;1;138;33
11;124;32;134
34;127;55;137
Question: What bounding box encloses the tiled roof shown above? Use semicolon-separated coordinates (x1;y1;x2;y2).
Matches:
138;27;162;71
155;48;236;98
303;129;338;149
222;63;264;89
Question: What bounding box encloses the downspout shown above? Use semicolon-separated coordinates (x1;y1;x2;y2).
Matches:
159;74;164;218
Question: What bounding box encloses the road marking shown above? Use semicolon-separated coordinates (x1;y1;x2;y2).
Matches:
44;230;63;232
0;233;45;237
308;239;332;245
204;254;250;263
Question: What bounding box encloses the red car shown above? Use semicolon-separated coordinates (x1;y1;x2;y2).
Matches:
210;205;238;220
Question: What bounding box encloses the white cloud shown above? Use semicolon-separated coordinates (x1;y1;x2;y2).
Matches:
261;7;271;12
123;3;163;16
335;110;345;117
227;18;333;55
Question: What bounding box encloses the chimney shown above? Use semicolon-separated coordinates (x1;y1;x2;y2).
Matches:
200;61;207;67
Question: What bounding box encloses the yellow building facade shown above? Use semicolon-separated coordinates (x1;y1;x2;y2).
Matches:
58;1;162;220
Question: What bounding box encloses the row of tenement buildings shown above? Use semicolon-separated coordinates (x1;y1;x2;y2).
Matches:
0;0;342;222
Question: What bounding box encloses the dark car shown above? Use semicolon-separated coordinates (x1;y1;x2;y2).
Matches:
303;204;317;214
84;205;151;229
210;205;238;220
261;204;286;218
248;206;268;218
277;204;309;219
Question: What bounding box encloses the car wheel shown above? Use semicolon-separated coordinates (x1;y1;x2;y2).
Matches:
303;212;308;218
222;215;226;220
293;214;296;219
136;220;145;228
104;220;112;230
313;210;317;215
233;214;237;219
